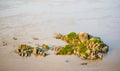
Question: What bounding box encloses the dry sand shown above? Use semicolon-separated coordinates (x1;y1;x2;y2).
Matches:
0;0;120;71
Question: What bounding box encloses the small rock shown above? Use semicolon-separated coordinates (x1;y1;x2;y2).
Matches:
65;60;69;63
86;49;91;55
102;45;109;53
51;46;61;51
78;32;89;42
39;52;43;55
2;41;7;46
73;50;77;55
16;49;21;53
21;52;25;57
90;51;97;60
13;37;17;40
33;48;37;54
18;53;22;56
42;53;46;57
97;53;103;59
54;32;62;39
25;53;28;57
33;37;39;40
42;44;49;50
90;55;97;60
81;62;87;65
80;55;86;60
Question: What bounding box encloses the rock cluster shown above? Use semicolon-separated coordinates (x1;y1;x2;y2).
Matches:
33;47;47;57
55;32;109;60
15;32;109;60
16;44;33;57
15;44;48;57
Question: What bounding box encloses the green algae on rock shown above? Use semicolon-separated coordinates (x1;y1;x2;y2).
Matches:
56;45;74;55
55;32;109;60
15;32;109;60
42;44;49;50
15;44;48;57
15;44;33;57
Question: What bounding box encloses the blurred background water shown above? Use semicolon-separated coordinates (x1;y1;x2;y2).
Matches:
1;0;120;47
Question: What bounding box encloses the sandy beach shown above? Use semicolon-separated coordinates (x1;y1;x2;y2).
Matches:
0;0;120;71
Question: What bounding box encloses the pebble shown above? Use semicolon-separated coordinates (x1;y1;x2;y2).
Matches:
2;41;7;46
33;37;39;40
13;37;17;40
65;60;69;63
81;62;87;65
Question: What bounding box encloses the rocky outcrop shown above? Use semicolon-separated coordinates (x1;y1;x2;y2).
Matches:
16;44;48;57
55;32;109;60
15;32;109;60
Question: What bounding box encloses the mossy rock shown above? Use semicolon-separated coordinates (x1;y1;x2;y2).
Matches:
42;44;49;50
55;32;109;60
16;44;48;57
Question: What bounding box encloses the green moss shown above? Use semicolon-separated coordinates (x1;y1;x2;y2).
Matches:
84;53;89;57
90;38;104;48
78;43;87;54
42;44;49;50
90;38;103;44
57;44;74;55
20;44;34;50
67;32;77;39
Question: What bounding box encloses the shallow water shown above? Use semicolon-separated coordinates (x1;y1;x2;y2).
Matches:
0;0;120;71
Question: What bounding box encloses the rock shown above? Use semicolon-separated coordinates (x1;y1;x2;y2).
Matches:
81;62;87;65
42;53;46;57
42;44;49;50
33;37;39;40
54;32;62;39
39;52;43;55
65;60;69;63
21;52;25;57
73;50;77;55
20;44;26;49
90;55;97;60
51;46;61;51
25;53;28;57
102;45;109;53
90;54;97;60
86;49;91;55
13;37;17;40
67;51;72;55
90;51;97;60
16;49;21;53
18;53;22;56
78;32;89;42
97;53;103;59
2;41;7;46
33;48;37;54
80;55;86;60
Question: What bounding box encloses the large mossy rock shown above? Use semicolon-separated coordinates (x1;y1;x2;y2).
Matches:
55;32;109;60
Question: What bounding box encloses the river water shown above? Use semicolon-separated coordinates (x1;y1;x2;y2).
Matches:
0;0;120;71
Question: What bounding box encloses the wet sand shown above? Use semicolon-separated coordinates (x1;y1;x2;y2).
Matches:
0;0;120;71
